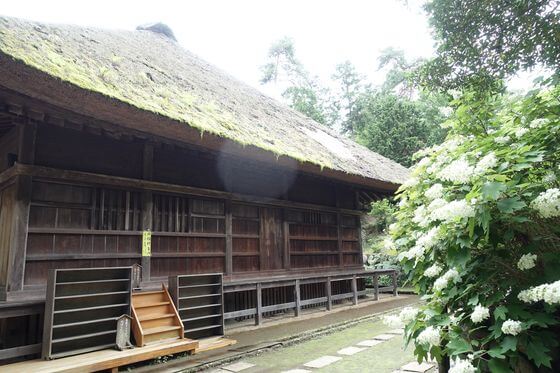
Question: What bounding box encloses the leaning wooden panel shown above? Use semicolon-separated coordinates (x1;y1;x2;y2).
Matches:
169;273;224;339
41;267;133;360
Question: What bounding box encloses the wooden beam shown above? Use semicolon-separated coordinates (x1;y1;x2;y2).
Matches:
373;274;379;301
282;209;290;270
225;199;233;275
143;142;154;181
392;272;398;297
16;121;36;165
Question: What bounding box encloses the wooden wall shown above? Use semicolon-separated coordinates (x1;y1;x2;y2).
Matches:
0;184;16;295
23;178;363;286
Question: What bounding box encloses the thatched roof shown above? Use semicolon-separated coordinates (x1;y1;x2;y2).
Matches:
0;16;409;188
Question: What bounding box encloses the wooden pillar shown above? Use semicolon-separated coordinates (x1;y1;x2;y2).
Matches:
373;274;379;301
141;142;154;281
282;209;290;270
294;279;301;317
337;213;343;268
392;271;398;297
351;275;358;305
7;121;36;294
325;277;332;311
255;283;262;326
7;175;32;293
225;200;233;275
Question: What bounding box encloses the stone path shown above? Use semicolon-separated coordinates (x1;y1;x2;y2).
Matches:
206;316;437;373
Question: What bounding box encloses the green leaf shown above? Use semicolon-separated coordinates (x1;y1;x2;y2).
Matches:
488;358;512;373
501;336;517;352
482;182;506;200
446;337;472;355
494;306;507;320
497;197;526;213
526;338;552;368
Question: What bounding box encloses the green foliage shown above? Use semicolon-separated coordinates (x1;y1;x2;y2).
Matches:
351;93;447;167
419;0;560;91
391;85;560;371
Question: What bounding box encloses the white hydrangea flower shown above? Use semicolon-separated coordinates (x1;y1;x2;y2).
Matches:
529;118;549;129
402;177;420;189
416;227;440;250
515;127;529;138
474;152;498;175
383;315;403;328
543;171;557;184
449;314;460;324
434;268;461;291
531;188;560;218
502;320;523;335
412;205;431;227
517;253;537;270
416;326;441;346
449;358;477;373
416;157;432;168
438;158;475;184
518;280;560;305
494;136;511;144
399;307;420;323
425;183;444;200
470;305;490;323
398;245;425;261
424;264;443;278
430;200;475;223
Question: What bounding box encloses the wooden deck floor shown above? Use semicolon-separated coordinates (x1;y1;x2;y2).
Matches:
2;338;200;372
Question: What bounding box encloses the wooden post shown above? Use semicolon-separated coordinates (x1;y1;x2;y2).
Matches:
337;213;343;268
282;209;290;270
326;277;332;311
351;275;358;305
7;121;36;294
392;271;398;297
141;191;152;281
225;200;233;275
255;283;262;326
141;142;154;281
294;279;301;317
373;274;379;301
7;175;32;293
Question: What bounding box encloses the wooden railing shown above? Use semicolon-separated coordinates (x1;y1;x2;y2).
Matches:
223;269;398;326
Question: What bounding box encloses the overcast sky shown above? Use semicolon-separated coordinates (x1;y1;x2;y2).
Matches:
1;0;536;96
1;0;436;95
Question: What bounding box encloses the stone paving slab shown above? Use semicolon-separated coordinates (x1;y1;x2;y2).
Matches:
280;369;312;373
401;361;436;372
356;339;384;347
303;355;342;368
373;333;396;341
337;346;367;356
388;328;405;335
221;361;256;372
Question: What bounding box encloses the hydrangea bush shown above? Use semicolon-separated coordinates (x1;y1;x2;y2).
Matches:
388;86;560;372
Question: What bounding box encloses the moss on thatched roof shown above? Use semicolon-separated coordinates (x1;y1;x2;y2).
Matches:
0;16;409;185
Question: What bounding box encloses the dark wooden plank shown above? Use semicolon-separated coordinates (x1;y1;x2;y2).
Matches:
17;121;37;165
0;343;41;360
373;274;379;301
142;142;154;181
392;271;398;297
337;213;343;268
141;191;152;281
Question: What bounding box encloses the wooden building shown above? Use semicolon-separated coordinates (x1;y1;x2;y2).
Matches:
0;17;408;361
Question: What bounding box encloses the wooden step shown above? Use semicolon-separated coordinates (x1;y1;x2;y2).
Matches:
143;326;182;344
131;284;184;346
140;315;177;329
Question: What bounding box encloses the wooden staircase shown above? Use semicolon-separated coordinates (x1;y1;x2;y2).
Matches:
131;284;184;346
